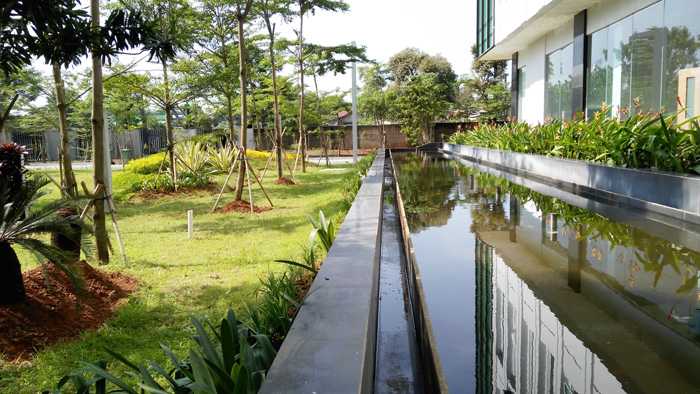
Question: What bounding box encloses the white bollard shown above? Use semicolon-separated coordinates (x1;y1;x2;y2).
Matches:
187;210;194;240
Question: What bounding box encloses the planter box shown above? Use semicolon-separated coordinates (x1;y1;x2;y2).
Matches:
442;143;700;224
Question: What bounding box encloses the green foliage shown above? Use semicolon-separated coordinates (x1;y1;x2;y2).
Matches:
449;112;700;174
385;48;457;145
0;172;91;298
393;73;452;145
46;309;276;394
175;140;209;176
308;210;335;253
247;272;303;348
124;152;167;174
208;144;237;174
457;44;510;122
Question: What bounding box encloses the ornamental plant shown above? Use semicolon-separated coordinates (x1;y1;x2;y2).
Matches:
449;113;700;174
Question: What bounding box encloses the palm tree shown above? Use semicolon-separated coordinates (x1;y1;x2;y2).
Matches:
0;145;89;304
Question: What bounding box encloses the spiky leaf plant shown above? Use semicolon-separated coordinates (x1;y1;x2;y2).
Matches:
0;174;91;304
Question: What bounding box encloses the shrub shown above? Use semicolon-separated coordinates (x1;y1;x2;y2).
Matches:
46;309;276;394
448;113;700;174
208;144;237;174
124;152;167;175
175;140;209;176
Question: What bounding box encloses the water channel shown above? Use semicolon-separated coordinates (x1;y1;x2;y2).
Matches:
392;152;700;394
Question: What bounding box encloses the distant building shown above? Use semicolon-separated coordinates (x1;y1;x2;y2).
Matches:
476;0;700;124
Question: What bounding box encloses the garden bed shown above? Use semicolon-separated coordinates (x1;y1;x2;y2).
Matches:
0;262;137;361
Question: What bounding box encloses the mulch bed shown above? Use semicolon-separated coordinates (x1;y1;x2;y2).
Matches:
274;177;296;186
0;262;137;362
219;199;272;214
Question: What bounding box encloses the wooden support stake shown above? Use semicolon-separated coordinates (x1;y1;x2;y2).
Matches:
243;154;274;208
108;196;128;264
244;153;255;214
211;152;240;213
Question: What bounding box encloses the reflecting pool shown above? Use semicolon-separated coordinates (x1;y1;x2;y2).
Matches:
393;152;700;394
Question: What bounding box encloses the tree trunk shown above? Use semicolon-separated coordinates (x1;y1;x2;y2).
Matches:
0;242;25;305
298;7;307;173
269;34;284;180
226;94;236;144
91;0;110;264
162;60;177;187
53;64;78;198
234;14;249;201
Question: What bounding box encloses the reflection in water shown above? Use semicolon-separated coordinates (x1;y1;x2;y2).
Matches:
394;153;700;394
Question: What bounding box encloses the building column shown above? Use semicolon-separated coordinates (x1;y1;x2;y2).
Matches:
510;52;519;121
572;10;588;119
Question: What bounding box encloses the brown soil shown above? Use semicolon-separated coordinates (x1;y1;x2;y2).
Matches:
0;262;137;362
219;199;272;214
274;177;296;185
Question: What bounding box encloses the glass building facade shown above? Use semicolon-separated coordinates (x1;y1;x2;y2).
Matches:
585;0;700;118
476;0;495;56
545;44;574;120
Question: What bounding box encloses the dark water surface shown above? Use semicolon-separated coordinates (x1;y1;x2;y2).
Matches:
393;152;700;394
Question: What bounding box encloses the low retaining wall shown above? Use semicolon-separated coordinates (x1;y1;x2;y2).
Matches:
260;152;385;394
442;143;700;224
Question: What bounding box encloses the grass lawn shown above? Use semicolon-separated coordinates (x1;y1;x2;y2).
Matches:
0;161;350;393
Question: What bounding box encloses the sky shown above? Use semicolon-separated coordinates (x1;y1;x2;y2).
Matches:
296;0;477;92
33;0;477;94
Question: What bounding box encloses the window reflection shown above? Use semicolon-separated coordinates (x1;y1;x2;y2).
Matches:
586;0;700;117
545;44;573;120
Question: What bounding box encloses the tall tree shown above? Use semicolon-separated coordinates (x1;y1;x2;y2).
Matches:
87;2;150;263
52;64;79;197
388;48;457;145
465;44;510;122
196;0;240;145
89;0;110;263
260;0;293;179
122;0;196;187
294;0;349;172
232;0;255;202
359;65;392;147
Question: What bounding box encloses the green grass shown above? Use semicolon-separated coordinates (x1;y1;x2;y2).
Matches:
0;161;351;393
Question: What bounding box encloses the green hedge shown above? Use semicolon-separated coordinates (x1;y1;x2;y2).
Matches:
124;152;167;175
449;113;700;174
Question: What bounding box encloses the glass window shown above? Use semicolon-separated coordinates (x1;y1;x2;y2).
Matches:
587;0;700;117
587;29;610;118
630;2;664;113
545;44;573;120
662;0;700;114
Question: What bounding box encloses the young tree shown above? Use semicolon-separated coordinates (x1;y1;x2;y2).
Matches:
294;0;349;172
232;0;255;202
195;0;241;144
259;0;293;179
121;0;196;187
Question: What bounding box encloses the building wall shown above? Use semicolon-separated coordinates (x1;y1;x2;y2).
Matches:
518;37;547;124
494;0;553;43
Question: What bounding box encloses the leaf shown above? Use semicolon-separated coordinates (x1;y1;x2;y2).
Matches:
189;351;217;394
